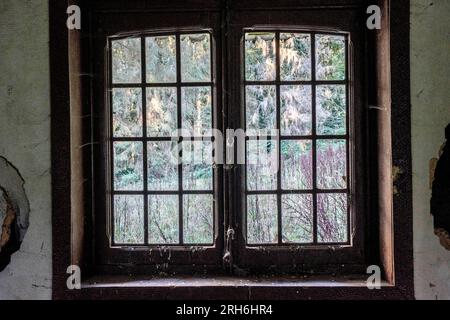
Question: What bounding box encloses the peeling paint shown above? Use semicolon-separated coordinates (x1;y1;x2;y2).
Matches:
0;156;30;272
392;165;403;182
0;187;17;249
392;165;404;196
411;0;450;300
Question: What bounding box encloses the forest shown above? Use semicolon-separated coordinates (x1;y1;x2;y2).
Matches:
110;32;348;246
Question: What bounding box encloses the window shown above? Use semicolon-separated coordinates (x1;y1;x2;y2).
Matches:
110;32;216;247
88;1;371;276
244;31;350;246
52;0;415;299
109;31;352;250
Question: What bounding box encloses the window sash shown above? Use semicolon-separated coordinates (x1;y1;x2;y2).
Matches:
91;4;370;274
242;30;351;247
108;32;216;247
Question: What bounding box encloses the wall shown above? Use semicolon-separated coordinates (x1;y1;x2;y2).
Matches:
0;0;52;299
411;0;450;300
0;0;448;300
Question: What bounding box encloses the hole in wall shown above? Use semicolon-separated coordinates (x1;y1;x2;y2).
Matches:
0;156;30;272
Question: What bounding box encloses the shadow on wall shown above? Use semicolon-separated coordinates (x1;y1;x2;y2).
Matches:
0;156;30;271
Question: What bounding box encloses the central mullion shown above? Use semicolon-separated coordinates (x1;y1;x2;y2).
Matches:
141;35;149;245
176;33;184;245
275;31;282;245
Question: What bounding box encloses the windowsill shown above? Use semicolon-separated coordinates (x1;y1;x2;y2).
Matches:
82;274;392;289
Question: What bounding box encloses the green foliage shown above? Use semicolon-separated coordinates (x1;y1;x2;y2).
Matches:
111;32;349;246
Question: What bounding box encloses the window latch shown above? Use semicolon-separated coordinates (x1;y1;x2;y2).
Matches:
223;227;235;270
224;164;235;171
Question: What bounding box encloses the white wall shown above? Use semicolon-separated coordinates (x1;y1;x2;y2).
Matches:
411;0;450;300
0;0;448;300
0;0;52;299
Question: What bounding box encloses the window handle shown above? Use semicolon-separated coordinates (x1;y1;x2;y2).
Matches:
223;227;235;270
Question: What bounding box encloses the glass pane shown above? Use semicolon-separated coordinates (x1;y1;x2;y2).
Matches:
114;142;143;191
247;139;278;191
181;33;211;82
182;87;212;136
317;193;348;243
147;87;177;137
316;34;346;81
112;88;142;137
281;140;313;190
246;85;276;135
280;33;311;81
282;194;313;243
148;141;178;191
114;195;144;244
183;194;214;244
182;141;213;191
316;85;346;135
317;139;347;189
112;38;141;83
146;35;176;83
148;195;179;244
280;85;312;135
247;194;278;244
245;32;276;81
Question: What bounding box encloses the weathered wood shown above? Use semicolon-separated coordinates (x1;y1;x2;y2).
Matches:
0;156;30;271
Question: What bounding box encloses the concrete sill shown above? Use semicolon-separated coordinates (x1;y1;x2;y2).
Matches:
82;275;392;289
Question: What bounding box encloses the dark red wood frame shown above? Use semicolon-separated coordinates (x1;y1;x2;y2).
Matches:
230;6;366;274
93;11;224;273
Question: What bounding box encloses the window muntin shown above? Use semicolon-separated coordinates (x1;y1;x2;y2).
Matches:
108;30;350;249
110;32;215;246
244;31;350;246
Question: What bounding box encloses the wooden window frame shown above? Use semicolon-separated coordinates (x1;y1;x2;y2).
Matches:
230;10;366;273
51;0;414;300
108;31;217;249
92;12;225;273
242;30;351;247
